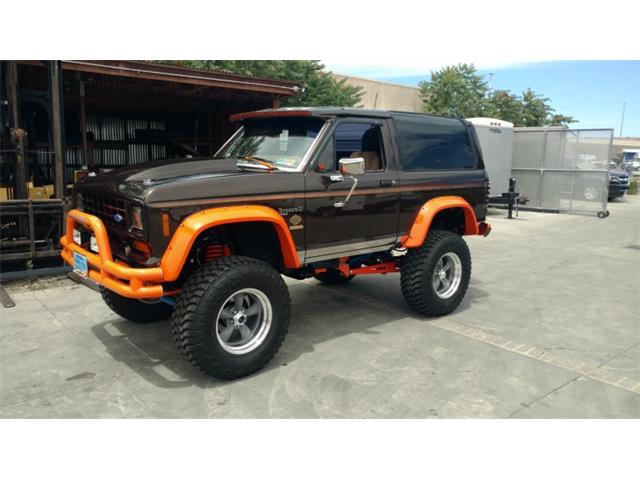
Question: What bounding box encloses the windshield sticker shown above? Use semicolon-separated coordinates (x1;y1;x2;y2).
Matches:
279;129;289;151
275;157;297;167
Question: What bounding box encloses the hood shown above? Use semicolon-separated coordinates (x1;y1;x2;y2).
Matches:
99;157;242;184
609;169;629;177
74;156;303;205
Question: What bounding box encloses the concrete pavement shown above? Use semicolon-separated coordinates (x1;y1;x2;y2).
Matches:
1;196;639;418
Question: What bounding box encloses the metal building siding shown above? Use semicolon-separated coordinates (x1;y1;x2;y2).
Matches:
331;74;423;113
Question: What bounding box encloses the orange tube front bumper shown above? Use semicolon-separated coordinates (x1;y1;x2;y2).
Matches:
60;209;165;299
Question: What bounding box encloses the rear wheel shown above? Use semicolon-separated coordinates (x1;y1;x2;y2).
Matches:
172;256;290;380
100;287;174;323
400;229;471;317
313;268;355;285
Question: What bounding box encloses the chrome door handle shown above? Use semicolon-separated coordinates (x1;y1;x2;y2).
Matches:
323;174;343;183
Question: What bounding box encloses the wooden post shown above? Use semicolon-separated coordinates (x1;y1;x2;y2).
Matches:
7;61;28;200
79;78;89;167
0;63;3;173
49;61;65;198
7;62;19;128
273;96;281;109
208;110;215;156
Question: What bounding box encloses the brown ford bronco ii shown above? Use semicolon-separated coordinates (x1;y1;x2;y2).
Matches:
61;107;491;379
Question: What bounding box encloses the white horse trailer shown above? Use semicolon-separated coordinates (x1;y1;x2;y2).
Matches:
466;117;514;199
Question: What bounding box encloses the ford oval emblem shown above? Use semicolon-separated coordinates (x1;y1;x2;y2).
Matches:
113;213;124;223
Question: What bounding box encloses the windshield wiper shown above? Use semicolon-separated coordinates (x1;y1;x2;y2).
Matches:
237;156;277;171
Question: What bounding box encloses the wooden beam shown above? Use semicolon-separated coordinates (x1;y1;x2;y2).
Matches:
7;61;20;128
7;61;28;200
61;61;300;97
49;61;65;199
79;78;90;167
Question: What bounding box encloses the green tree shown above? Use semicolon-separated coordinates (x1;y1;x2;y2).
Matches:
547;114;578;127
419;63;488;118
485;89;523;125
520;88;553;127
418;64;578;126
485;88;578;127
156;60;363;107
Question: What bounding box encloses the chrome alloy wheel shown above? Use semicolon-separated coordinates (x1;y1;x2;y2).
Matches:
215;288;272;355
432;252;463;299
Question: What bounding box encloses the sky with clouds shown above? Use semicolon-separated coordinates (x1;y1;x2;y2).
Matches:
323;60;640;137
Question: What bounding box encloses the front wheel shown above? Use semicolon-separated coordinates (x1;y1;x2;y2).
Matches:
400;229;471;317
172;256;290;380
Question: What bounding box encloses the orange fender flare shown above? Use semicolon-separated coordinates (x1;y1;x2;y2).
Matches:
160;205;300;281
400;196;479;248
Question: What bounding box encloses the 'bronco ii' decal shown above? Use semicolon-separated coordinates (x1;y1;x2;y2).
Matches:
278;206;303;215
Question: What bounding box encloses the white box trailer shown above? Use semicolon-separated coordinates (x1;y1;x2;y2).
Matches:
466;117;514;198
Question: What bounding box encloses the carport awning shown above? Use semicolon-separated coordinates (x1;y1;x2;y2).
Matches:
16;60;302;115
61;61;302;96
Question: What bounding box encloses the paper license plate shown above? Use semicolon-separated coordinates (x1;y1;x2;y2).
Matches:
73;251;88;277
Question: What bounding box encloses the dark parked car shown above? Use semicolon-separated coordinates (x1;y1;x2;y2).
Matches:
608;169;631;201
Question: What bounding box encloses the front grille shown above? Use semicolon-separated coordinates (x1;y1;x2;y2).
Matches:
81;193;129;229
610;176;630;185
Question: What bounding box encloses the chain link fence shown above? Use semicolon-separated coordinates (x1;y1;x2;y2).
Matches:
512;128;612;217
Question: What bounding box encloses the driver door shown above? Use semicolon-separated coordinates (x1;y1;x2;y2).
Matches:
303;118;400;262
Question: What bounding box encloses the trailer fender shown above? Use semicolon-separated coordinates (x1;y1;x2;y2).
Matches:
401;196;479;248
160;205;300;281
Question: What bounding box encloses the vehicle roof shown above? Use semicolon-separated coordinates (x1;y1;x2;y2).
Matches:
231;107;465;122
275;107;394;117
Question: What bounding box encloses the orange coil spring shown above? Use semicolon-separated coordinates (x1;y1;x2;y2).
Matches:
203;244;231;262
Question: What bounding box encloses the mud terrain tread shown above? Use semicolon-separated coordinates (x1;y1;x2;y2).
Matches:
400;229;471;317
171;256;290;380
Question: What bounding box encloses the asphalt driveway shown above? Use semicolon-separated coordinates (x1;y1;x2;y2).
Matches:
1;197;639;418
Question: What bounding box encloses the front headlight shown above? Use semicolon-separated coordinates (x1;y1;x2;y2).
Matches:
130;205;144;231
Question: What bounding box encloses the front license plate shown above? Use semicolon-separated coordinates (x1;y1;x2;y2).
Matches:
73;251;88;277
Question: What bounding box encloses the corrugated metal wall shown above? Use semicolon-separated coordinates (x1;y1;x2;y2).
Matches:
331;74;423;113
30;116;173;184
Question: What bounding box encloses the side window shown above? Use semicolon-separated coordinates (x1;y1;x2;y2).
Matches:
316;122;385;172
392;113;475;170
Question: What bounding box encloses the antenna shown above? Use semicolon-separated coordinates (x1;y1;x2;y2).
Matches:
619;102;626;137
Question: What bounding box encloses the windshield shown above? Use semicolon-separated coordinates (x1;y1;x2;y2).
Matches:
215;117;326;170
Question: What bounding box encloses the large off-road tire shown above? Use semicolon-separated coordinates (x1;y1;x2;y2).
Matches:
313;268;355;285
171;256;290;380
100;287;174;323
400;229;471;317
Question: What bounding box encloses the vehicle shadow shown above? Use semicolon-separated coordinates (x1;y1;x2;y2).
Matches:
90;277;489;390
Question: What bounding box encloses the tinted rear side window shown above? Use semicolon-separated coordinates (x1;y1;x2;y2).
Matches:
392;113;475;170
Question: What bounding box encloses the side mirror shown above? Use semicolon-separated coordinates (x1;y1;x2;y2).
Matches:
339;157;365;176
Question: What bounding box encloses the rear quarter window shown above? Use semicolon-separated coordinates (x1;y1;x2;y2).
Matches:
392;113;475;170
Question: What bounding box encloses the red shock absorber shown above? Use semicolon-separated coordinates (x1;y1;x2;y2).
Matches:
203;244;232;262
